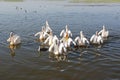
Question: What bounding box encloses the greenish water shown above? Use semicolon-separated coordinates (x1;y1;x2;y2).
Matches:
0;0;120;80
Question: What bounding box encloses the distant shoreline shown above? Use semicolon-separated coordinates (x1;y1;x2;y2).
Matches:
1;0;120;4
64;3;120;7
69;0;120;3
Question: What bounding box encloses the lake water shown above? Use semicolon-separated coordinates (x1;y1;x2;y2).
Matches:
0;1;120;80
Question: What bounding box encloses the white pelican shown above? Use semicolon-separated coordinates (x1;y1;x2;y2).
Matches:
90;31;103;45
60;25;72;39
98;25;109;38
60;25;75;48
59;40;67;55
7;32;21;46
75;31;89;47
35;27;49;42
49;40;67;60
49;39;67;55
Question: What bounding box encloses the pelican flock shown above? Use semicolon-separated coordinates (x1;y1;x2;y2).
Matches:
7;20;109;61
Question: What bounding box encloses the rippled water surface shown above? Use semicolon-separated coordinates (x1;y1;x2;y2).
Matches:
0;1;120;80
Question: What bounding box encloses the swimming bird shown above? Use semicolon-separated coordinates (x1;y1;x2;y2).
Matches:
75;31;89;47
98;25;109;38
49;40;59;55
59;40;67;55
35;27;49;42
60;25;75;48
90;31;103;45
49;40;67;60
60;25;72;39
7;32;21;46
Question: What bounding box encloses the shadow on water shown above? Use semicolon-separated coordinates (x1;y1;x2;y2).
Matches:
8;44;21;58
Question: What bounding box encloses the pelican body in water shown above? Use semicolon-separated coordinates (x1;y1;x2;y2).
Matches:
90;31;103;45
75;31;89;47
60;25;76;49
49;40;67;61
35;26;49;42
98;25;109;38
35;20;53;42
7;32;21;46
60;25;72;40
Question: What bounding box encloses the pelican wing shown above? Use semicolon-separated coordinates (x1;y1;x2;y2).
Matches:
46;26;52;33
34;32;41;36
44;36;50;44
43;32;49;38
59;43;64;54
97;36;103;44
68;30;72;37
53;35;59;43
13;35;21;44
59;44;67;54
83;37;89;44
90;34;95;42
46;21;52;32
7;37;10;42
49;43;54;52
68;38;76;46
105;30;109;37
60;30;65;37
74;36;80;43
47;26;52;32
98;30;103;35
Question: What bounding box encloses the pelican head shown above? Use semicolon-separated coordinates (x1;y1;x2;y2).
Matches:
80;31;84;38
103;25;105;30
80;31;83;35
46;20;48;25
42;26;45;31
7;32;14;42
46;20;49;27
10;32;14;37
80;31;83;34
96;31;99;36
65;25;68;32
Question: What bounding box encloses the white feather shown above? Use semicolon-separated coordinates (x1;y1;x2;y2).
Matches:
60;30;65;37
